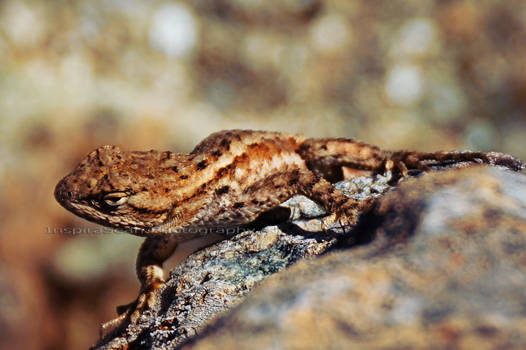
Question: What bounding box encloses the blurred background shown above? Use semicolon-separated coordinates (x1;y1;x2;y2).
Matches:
1;0;526;348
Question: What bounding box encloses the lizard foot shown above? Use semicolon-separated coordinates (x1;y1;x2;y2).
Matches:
99;283;163;338
384;158;429;178
321;195;376;233
321;212;357;234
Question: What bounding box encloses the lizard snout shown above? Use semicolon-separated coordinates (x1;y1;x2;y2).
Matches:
54;175;77;209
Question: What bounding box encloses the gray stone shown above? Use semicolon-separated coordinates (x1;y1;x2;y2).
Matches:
94;167;526;350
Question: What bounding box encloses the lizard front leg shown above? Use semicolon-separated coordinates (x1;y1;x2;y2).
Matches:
101;235;179;335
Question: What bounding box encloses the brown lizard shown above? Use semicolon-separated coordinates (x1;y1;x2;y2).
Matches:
54;129;524;334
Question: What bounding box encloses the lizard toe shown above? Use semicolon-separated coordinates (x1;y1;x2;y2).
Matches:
129;289;159;323
99;312;129;339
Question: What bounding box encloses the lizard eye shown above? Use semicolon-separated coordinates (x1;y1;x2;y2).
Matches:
103;192;128;206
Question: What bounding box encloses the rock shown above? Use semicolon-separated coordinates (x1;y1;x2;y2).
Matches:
181;166;526;350
94;166;526;349
93;227;338;350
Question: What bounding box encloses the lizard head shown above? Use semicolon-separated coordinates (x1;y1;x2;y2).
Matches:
55;145;179;234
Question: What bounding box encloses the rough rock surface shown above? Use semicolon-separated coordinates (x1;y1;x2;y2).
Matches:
95;166;526;349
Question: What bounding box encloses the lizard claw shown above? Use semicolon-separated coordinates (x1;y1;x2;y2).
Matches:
321;212;338;232
100;312;129;339
386;155;430;178
129;288;159;323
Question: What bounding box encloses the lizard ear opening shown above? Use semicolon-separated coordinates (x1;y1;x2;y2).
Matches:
103;192;129;206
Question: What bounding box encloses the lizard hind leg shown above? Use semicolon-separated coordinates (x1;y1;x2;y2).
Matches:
295;170;374;230
297;138;388;182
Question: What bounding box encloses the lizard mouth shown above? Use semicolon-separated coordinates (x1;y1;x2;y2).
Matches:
54;176;99;221
54;176;74;209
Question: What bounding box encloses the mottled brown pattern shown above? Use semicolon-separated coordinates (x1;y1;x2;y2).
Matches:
54;129;524;336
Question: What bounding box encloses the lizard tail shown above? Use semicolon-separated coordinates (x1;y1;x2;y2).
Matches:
298;138;525;182
389;150;524;173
